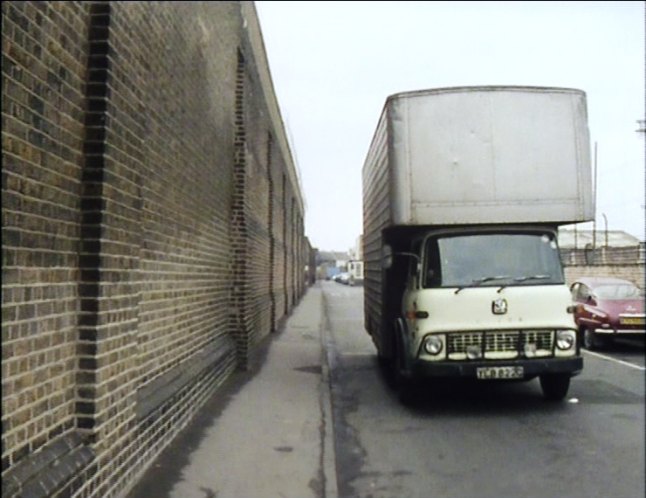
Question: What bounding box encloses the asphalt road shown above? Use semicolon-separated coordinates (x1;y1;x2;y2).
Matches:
322;281;645;498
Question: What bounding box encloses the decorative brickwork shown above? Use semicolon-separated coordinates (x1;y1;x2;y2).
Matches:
266;132;276;332
2;1;310;497
231;47;251;365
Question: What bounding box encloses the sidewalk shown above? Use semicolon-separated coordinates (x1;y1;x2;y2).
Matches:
126;283;337;498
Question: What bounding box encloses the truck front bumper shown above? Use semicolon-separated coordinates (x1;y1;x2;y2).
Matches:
410;356;583;380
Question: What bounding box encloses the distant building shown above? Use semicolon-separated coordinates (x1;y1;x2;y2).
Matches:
317;250;350;264
348;259;365;285
349;234;364;260
316;250;350;280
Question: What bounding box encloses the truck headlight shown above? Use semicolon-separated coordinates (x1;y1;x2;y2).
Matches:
556;330;576;350
423;335;443;355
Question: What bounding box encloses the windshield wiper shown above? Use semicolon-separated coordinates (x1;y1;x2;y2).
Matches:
513;274;551;282
496;274;552;293
454;274;552;294
473;275;512;285
454;275;511;294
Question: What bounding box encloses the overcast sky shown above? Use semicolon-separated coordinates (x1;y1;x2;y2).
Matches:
255;1;645;252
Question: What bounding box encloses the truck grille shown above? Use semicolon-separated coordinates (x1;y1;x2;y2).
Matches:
447;330;554;360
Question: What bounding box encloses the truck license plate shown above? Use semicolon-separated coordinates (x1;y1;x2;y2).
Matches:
477;366;524;380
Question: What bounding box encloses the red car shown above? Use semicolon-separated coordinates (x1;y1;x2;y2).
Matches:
570;277;645;350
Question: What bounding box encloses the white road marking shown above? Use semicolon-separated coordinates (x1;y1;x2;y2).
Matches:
583;350;646;371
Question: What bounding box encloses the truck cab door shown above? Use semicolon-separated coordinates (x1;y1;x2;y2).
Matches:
401;242;422;331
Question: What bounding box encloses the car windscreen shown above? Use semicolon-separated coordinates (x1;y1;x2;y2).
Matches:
593;284;641;300
423;232;564;289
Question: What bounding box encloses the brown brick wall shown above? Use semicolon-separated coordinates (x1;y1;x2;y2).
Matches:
561;246;645;289
244;89;273;355
274;173;288;321
2;2;310;497
229;3;308;368
2;0;91;477
564;265;645;289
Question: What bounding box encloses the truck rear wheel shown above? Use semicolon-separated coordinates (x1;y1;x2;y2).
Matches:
539;374;570;401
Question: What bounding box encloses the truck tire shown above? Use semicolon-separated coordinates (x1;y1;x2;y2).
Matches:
539;374;571;401
376;350;394;386
392;329;417;405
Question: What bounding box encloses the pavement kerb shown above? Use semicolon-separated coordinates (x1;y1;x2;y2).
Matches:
316;284;339;498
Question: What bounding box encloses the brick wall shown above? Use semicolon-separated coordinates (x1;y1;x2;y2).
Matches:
561;245;645;289
564;265;645;288
2;3;93;496
2;2;309;497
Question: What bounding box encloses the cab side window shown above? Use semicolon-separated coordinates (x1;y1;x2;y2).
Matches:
424;238;441;288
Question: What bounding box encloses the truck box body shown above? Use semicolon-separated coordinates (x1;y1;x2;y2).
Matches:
362;87;593;400
363;86;593;230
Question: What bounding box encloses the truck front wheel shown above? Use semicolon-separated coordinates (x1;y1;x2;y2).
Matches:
539;374;571;401
392;330;417;404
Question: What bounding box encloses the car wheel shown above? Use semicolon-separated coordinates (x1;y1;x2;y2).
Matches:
540;374;571;401
583;327;604;350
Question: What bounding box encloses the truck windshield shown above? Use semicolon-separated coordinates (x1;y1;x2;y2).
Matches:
423;232;564;289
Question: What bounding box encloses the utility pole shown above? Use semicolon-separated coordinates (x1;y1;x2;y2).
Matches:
592;141;598;250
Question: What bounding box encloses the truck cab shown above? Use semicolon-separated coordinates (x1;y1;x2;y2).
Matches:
392;225;582;400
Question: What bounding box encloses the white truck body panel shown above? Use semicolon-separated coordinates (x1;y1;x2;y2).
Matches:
369;86;594;227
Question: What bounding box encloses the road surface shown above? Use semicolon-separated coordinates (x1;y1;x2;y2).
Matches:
322;281;645;498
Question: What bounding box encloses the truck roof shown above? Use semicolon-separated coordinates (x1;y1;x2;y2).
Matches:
385;85;585;103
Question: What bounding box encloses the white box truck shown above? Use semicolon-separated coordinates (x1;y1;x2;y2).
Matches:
362;86;594;402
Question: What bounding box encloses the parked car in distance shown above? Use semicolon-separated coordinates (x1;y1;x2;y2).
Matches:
333;272;351;285
570;277;645;350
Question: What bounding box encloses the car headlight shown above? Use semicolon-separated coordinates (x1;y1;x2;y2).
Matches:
556;330;576;350
423;335;443;355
